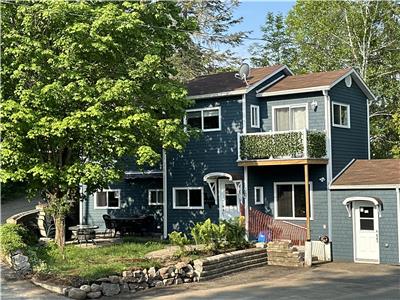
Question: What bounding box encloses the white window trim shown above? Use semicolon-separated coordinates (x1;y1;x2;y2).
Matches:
250;105;260;128
94;189;121;209
271;103;309;132
173;187;204;209
273;182;313;220
254;186;264;205
148;189;163;206
184;107;221;132
332;102;351;129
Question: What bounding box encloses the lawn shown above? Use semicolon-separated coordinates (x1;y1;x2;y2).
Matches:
32;238;166;284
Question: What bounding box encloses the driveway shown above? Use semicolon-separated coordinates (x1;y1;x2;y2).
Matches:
0;264;65;300
123;262;400;300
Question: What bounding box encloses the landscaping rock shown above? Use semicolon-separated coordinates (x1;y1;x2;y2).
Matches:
174;278;183;285
148;267;157;279
90;283;102;292
96;277;110;283
175;262;188;270
128;283;139;290
87;291;102;299
133;270;143;278
122;271;132;277
120;283;129;293
136;282;148;290
68;287;87;300
154;280;164;287
108;275;120;284
101;283;120;296
158;267;169;278
183;278;192;283
163;278;174;286
80;284;91;293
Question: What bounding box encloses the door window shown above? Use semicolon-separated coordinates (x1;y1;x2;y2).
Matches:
359;206;374;230
225;183;237;206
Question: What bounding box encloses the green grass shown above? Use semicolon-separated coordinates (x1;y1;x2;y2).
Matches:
32;239;165;282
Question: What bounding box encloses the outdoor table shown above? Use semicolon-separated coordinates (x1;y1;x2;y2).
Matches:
110;216;149;236
68;225;99;245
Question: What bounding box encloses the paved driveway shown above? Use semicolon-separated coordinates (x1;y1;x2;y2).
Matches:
124;262;400;300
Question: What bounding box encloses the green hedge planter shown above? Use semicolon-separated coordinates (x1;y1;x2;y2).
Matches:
240;130;326;160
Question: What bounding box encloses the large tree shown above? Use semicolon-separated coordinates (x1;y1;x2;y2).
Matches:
1;0;194;249
250;0;400;158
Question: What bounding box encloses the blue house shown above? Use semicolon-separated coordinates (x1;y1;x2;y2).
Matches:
81;65;400;265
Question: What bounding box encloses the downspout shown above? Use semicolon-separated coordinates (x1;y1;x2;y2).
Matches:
366;98;371;159
323;90;333;240
162;149;168;239
241;93;249;237
396;187;400;263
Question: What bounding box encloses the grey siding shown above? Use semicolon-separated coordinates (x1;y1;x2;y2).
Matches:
330;79;369;176
261;92;326;132
167;97;243;232
331;189;399;264
247;165;328;240
84;178;163;231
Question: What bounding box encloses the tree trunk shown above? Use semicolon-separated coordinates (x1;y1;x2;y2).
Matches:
54;215;66;257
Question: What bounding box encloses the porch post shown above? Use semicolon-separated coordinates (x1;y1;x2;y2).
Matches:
304;163;312;266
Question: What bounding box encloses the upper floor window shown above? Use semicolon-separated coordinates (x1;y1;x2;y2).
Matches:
332;102;350;128
185;107;221;132
95;189;120;209
273;104;307;131
250;105;260;128
173;187;204;209
148;189;163;205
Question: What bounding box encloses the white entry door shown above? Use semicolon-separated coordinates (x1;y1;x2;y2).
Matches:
219;179;240;220
353;201;379;263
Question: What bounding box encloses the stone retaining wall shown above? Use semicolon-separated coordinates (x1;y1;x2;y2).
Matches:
193;248;268;281
266;240;304;267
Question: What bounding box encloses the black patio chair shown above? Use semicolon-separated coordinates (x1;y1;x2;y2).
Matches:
103;214;117;237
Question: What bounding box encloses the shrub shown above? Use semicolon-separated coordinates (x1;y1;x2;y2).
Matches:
221;216;248;249
190;219;227;252
168;231;190;256
0;223;33;255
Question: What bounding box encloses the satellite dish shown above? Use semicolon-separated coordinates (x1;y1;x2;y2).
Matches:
235;63;250;85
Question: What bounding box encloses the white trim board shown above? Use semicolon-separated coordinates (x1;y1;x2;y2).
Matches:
396;187;400;263
330;184;400;190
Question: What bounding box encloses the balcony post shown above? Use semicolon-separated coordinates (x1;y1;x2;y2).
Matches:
304;163;312;266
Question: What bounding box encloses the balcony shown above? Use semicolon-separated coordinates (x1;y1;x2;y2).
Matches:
238;129;328;166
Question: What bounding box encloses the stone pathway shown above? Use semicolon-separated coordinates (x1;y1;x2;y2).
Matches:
0;263;65;299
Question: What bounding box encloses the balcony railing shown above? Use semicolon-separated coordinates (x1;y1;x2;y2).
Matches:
238;129;327;161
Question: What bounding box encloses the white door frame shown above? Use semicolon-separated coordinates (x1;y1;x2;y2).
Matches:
218;179;240;220
352;200;380;264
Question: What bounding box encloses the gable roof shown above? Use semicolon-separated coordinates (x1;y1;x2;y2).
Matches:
257;68;375;100
186;65;287;99
331;159;400;189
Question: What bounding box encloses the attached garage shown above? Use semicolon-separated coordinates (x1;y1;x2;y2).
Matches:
330;159;400;264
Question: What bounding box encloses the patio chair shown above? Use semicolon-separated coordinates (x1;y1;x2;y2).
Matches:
103;214;117;237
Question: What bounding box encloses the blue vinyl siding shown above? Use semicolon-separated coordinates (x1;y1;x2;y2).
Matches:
330;79;369;176
331;189;399;264
247;165;329;240
83;178;163;231
166;97;243;232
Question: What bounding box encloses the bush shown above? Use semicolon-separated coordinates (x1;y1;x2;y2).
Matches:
168;231;190;256
0;223;34;255
221;216;248;249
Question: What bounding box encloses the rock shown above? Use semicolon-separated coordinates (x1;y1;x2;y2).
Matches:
122;271;133;277
148;267;157;279
80;285;91;293
142;268;148;275
120;283;129;293
12;254;31;272
64;287;72;296
133;270;143;278
183;264;194;272
128;283;139;290
101;283;120;296
183;278;192;283
68;287;87;300
138;274;148;283
174;278;183;285
154;280;164;287
96;277;110;283
175;262;188;270
163;278;174;286
108;275;120;284
158;267;168;278
87;291;102;299
193;277;200;282
90;283;102;292
136;282;148;290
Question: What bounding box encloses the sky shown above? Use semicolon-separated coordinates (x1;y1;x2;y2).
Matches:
224;0;296;62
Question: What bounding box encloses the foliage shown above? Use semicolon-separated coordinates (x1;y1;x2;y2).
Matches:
174;0;248;81
0;223;36;255
30;239;164;282
168;231;190;256
220;216;248;249
250;12;295;67
251;0;400;158
307;131;327;158
0;0;195;247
